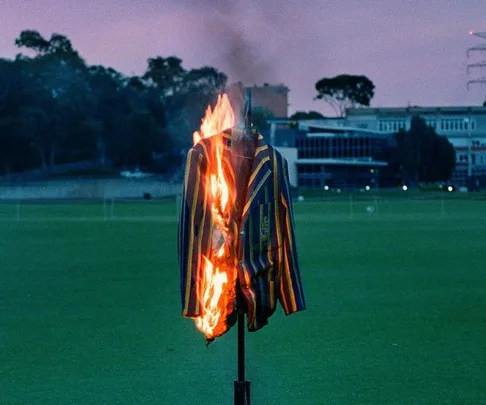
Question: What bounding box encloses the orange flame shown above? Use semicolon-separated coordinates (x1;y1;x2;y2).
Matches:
193;93;236;340
195;256;229;336
193;93;235;144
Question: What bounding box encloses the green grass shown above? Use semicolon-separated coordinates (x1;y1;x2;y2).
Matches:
1;198;485;404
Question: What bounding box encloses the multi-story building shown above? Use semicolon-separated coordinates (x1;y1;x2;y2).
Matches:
267;106;486;189
345;106;486;186
267;119;392;189
228;82;289;118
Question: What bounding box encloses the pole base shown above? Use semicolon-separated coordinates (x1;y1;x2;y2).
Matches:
234;380;251;405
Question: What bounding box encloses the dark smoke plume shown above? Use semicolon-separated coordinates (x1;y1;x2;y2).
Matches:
179;0;303;85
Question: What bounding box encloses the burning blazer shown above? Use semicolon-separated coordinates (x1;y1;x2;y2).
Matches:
179;129;306;335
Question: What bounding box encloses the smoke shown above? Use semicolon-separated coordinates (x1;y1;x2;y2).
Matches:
178;0;305;85
209;17;275;85
168;0;326;119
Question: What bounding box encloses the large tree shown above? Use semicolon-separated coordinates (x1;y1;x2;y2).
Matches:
315;74;375;117
143;57;227;150
388;116;456;184
12;30;90;171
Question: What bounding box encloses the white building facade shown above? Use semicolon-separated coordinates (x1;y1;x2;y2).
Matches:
345;106;486;186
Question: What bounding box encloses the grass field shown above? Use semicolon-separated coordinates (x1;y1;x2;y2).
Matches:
1;196;485;404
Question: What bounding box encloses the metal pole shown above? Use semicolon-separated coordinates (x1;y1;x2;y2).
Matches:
244;88;252;132
234;297;250;405
238;309;245;383
233;87;252;405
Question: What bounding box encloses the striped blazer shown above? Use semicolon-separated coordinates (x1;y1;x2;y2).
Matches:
178;129;305;336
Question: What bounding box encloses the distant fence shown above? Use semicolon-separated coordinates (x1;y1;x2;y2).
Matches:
0;178;182;200
0;190;485;223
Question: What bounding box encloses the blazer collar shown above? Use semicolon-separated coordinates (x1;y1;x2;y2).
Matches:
220;128;272;220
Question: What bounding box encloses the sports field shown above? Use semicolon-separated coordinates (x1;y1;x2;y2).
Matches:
1;196;485;404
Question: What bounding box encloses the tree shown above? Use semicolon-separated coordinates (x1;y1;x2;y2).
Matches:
315;74;375;117
142;56;186;97
182;66;226;95
0;120;38;175
14;30;50;54
143;57;228;151
388;116;456;184
290;111;324;120
0;59;13;113
1;30;225;177
483;99;486;107
11;30;92;172
251;106;274;132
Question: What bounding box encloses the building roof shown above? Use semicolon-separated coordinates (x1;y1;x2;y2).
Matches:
261;127;300;147
297;158;388;167
304;125;390;136
347;106;486;117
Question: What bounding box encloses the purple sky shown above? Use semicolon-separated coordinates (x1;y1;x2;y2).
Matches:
1;0;485;116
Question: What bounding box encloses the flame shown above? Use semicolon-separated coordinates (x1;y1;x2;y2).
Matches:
193;93;235;144
211;146;229;211
195;257;228;335
192;93;236;340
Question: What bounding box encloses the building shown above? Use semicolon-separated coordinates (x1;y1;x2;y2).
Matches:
267;119;393;189
345;106;486;186
228;82;289;118
267;106;486;189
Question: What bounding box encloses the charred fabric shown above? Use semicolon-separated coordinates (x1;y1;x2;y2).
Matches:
178;93;306;345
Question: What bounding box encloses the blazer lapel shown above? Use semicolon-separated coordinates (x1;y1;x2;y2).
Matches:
241;134;272;221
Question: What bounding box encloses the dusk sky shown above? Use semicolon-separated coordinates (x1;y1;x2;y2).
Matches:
1;0;485;116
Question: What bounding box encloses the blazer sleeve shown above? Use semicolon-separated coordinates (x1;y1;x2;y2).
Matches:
278;157;306;315
178;146;207;318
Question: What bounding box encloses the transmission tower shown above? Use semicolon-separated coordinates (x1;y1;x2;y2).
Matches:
467;31;486;90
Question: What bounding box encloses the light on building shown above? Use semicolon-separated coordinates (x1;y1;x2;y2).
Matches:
448;186;454;192
324;185;329;191
370;169;375;174
365;185;371;191
336;188;341;193
402;185;408;191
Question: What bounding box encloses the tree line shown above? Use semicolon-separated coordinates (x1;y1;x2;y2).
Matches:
0;30;226;178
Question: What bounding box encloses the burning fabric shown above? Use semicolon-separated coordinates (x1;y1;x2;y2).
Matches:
178;94;305;343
